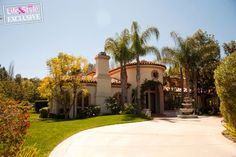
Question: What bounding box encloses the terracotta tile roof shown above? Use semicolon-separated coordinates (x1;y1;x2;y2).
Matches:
127;60;165;66
80;76;130;87
80;76;97;84
80;79;97;84
109;60;166;73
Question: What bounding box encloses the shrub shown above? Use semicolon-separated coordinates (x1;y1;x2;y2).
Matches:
39;107;49;118
0;97;31;156
48;113;56;118
87;105;101;117
105;97;121;114
34;100;48;113
77;105;101;119
77;107;87;119
124;103;135;114
214;52;236;136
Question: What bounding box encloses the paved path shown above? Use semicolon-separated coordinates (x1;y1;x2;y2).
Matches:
49;116;236;157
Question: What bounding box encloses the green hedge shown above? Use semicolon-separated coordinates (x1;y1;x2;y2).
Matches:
214;52;236;136
34;100;48;113
77;105;101;119
39;107;49;118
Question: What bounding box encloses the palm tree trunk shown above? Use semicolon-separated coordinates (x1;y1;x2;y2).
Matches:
136;55;141;113
124;64;128;104
180;66;184;103
120;65;127;109
193;69;198;113
185;66;190;97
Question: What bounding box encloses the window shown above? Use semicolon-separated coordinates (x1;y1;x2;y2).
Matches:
77;92;90;109
151;70;159;79
84;95;90;107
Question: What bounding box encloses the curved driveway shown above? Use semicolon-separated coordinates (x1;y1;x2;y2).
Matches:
49;116;236;157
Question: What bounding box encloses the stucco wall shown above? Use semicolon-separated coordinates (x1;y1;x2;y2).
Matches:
110;64;166;90
84;85;97;105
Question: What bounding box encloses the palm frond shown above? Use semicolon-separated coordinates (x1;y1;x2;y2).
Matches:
144;45;161;60
131;21;140;34
170;31;184;47
161;47;179;65
141;27;159;44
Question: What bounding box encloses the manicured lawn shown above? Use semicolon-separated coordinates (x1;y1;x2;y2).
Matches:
24;112;147;157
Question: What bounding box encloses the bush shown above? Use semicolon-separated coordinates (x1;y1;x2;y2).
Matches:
87;105;101;117
77;105;101;119
214;52;236;136
0;97;31;156
48;113;56;118
39;107;49;118
34;100;48;113
105;97;121;114
124;103;135;114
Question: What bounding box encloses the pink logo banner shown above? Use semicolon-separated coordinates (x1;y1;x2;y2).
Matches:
3;3;43;24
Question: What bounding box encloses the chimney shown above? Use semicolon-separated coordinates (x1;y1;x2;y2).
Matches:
94;52;111;113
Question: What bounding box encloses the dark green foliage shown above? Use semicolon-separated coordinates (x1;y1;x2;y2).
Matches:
223;40;236;56
0;69;42;103
39;107;49;118
191;30;220;93
0;65;8;81
48;113;56;118
105;97;122;114
77;105;101;119
34;100;48;113
214;52;236;136
86;105;101;117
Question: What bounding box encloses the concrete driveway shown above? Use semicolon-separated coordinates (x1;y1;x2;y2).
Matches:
49;116;236;157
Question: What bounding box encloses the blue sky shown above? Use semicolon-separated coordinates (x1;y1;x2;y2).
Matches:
0;0;235;78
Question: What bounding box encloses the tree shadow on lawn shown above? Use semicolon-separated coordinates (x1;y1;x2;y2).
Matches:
121;114;148;122
34;114;147;123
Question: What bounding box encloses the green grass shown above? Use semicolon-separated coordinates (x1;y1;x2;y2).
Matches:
24;112;147;157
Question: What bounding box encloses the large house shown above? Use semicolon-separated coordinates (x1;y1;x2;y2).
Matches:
50;52;166;118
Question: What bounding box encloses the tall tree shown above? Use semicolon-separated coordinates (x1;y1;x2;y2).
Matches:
188;30;220;110
130;21;160;112
223;40;236;56
162;32;190;100
0;65;8;80
43;52;88;119
105;29;132;108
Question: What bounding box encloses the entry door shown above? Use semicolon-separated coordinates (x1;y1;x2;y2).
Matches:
150;93;156;113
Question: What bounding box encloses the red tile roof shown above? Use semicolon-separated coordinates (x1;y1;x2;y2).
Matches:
109;60;166;73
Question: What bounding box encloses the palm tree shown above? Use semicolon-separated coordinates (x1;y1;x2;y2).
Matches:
162;32;192;99
130;21;160;113
162;50;184;102
104;29;132;108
